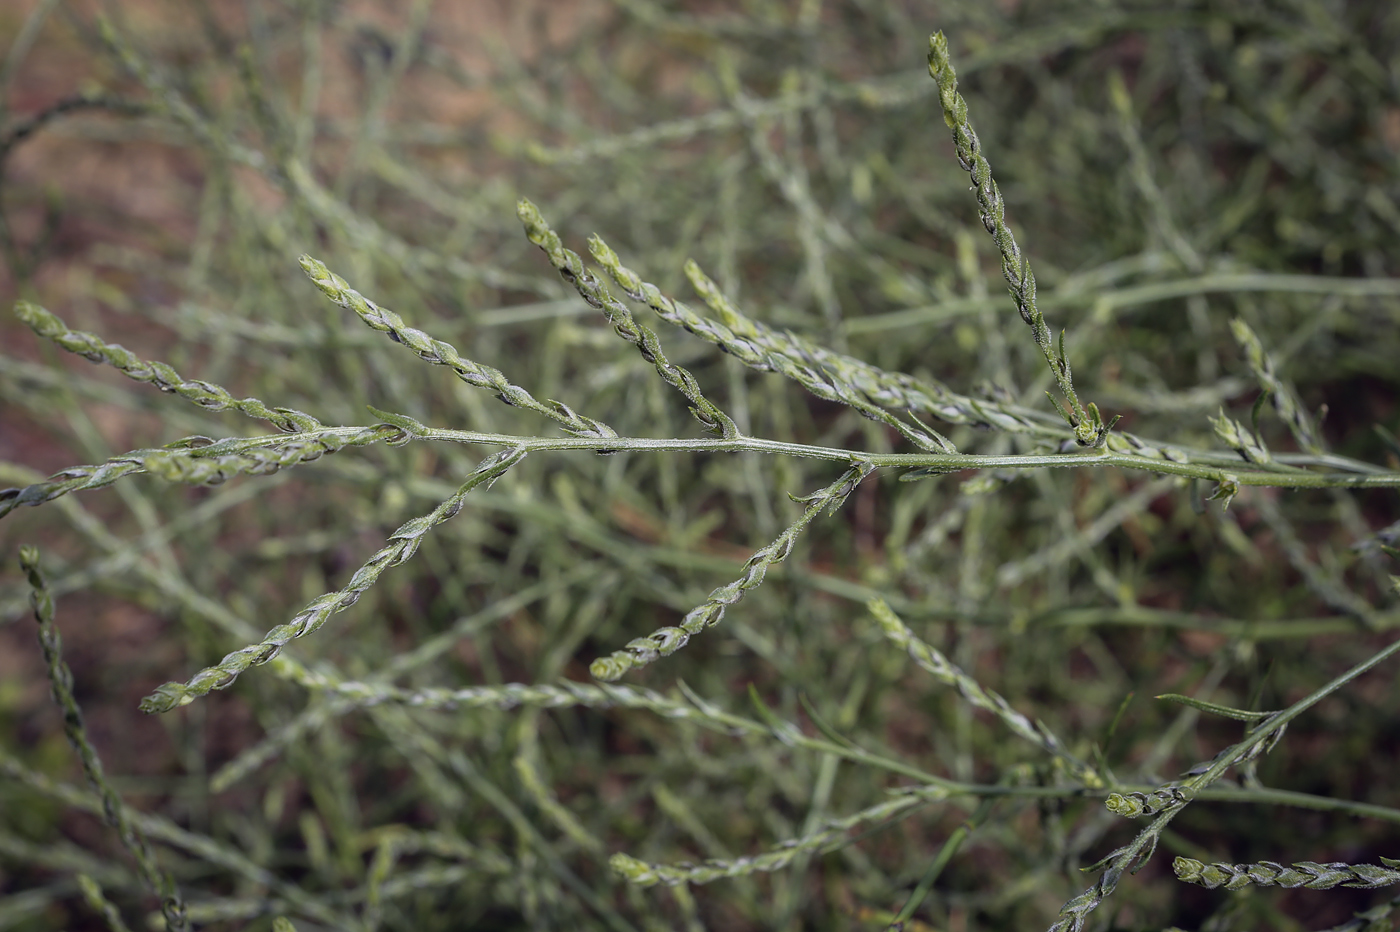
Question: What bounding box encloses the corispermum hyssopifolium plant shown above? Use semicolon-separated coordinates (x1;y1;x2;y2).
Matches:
2;4;1399;931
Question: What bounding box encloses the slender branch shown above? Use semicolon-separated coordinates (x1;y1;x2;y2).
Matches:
870;598;1104;787
1047;630;1400;932
516;199;740;440
21;547;189;931
928;31;1116;447
138;447;528;712
0;426;402;518
591;244;957;453
0;93;147;164
609;793;928;887
588;462;874;680
298;256;616;440
7;422;1400;526
14;301;322;431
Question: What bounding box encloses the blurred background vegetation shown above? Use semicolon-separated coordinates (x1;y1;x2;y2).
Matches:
1;1;1398;930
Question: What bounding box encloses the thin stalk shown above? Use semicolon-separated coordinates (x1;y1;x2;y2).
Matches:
1046;631;1400;932
20;547;189;932
887;796;997;931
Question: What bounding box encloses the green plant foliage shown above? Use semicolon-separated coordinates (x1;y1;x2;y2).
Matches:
2;3;1399;931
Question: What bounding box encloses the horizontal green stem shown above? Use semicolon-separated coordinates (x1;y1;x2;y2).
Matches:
845;271;1400;335
10;424;1396;518
349;423;1400;488
291;673;1400;824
